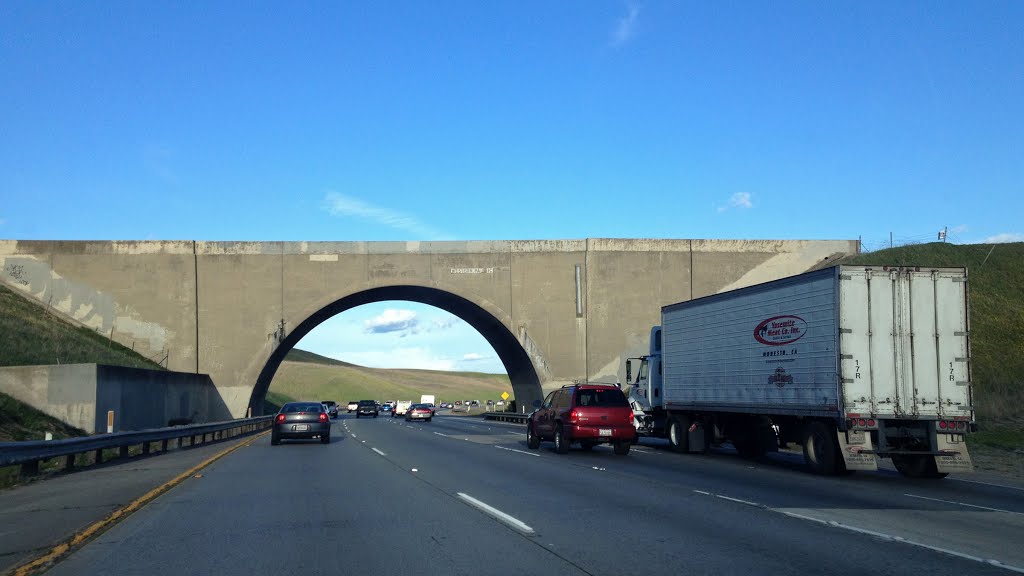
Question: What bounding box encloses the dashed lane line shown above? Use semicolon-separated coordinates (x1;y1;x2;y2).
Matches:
456;492;535;535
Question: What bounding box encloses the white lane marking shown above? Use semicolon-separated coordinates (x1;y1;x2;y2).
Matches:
693;490;711;495
494;445;540;457
950;478;1024;492
904;493;1024;515
350;434;357;438
776;510;1024;573
716;495;762;508
372;448;386;456
433;432;448;437
631;448;655;454
456;492;535;535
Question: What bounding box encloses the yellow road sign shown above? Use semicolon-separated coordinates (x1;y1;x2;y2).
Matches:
501;391;510;401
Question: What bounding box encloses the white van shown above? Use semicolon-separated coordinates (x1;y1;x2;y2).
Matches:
393;400;413;417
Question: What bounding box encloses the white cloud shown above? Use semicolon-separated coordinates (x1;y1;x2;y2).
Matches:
462;353;486;361
717;192;753;213
364;309;418;334
980;232;1024;244
0;217;6;226
950;225;969;234
611;4;640;47
321;191;451;240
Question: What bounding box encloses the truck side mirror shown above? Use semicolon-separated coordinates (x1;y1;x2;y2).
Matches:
626;360;632;383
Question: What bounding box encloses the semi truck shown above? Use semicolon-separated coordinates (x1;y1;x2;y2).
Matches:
625;265;975;478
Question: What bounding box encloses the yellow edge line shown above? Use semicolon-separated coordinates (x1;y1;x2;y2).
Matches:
13;429;270;576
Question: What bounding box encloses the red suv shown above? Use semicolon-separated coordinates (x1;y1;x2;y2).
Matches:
526;384;636;455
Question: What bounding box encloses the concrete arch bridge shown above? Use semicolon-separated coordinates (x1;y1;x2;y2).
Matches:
0;238;857;417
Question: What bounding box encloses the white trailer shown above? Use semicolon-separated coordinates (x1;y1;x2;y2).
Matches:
420;394;436;407
626;265;974;478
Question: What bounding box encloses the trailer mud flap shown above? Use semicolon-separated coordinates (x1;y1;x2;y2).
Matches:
935;434;973;474
838;430;878;471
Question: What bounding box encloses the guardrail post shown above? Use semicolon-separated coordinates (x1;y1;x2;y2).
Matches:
119;446;129;459
95;448;103;464
142;442;150;455
65;454;75;471
161;439;168;452
20;460;39;477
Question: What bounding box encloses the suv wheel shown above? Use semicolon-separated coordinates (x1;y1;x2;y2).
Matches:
527;423;540;449
554;425;569;454
613;440;630;455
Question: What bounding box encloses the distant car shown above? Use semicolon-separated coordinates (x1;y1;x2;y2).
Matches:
321;400;339;419
272;402;332;445
496;401;505;406
355;399;378;418
527;384;635;455
380;404;392;413
405;403;434;422
347;401;359;413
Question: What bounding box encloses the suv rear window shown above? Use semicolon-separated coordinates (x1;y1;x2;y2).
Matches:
575;388;628;407
358;400;376;407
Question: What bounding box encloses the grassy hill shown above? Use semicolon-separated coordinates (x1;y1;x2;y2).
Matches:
268;348;513;407
0;284;166;370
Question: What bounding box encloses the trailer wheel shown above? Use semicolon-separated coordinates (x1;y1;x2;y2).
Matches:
803;421;840;475
668;417;689;452
554;425;569;454
892;454;948;479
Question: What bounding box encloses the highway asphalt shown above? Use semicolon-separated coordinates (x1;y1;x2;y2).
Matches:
8;413;1024;575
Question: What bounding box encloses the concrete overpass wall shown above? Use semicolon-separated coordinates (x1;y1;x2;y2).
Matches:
0;364;228;432
0;239;859;418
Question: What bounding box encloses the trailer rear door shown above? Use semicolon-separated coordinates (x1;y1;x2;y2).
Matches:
838;267;972;421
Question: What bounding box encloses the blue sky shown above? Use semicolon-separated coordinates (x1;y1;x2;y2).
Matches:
2;2;1021;373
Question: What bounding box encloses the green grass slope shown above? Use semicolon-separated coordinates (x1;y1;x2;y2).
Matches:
0;284;166;370
268;349;513;408
839;242;1024;425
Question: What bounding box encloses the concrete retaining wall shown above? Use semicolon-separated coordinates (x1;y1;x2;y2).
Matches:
0;365;231;433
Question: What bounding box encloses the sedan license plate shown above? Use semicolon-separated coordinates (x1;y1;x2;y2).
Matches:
599;428;612;437
294;425;309;431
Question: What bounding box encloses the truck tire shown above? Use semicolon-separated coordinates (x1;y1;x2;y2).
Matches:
803;421;840;475
668;417;689;453
526;423;541;449
613;440;631;455
554;425;569;454
892;454;948;479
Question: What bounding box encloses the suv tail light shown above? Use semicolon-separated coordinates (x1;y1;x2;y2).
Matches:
276;414;285;423
319;413;329;423
568;409;580;425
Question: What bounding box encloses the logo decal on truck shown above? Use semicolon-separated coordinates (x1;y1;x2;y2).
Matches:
768;367;794;388
754;315;807;346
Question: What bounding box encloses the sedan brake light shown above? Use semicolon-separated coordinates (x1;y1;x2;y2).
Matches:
319;413;329;423
276;414;285;423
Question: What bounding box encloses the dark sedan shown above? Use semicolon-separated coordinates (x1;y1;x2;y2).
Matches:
271;402;332;445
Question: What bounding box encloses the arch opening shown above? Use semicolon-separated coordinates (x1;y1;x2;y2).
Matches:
249;286;542;414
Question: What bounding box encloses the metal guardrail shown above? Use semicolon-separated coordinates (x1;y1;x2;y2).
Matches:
481;411;530;424
0;416;274;476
